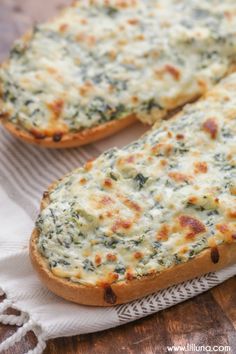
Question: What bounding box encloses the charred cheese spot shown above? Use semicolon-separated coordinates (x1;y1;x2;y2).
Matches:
79;178;87;185
108;50;117;61
59;23;69;33
127;18;139;25
197;78;209;91
151;143;173;156
131;96;139;104
179;246;189;255
176;134;184;140
227;209;236;218
112;219;132;232
103;179;113;188
47;99;64;119
165;64;181;81
194;162;208;174
95;254;102;265
215;223;236;243
79;81;93;96
100;196;114;205
46;67;58;75
154;64;180;81
109;272;119;282
202;118;218;139
216;224;229;235
160;159;168;167
106;253;117;262
168;172;192;183
179;215;206;239
157;224;169;241
187;196;198;205
117;154;137;166
84;160;94;171
133;251;143;259
123;198;141;213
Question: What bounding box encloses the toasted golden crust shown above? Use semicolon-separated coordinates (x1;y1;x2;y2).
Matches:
2;114;137;148
30;188;236;306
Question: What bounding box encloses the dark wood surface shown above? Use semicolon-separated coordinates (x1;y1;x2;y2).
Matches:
0;1;235;353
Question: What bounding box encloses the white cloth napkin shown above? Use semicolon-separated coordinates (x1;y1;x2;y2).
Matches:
0;125;235;354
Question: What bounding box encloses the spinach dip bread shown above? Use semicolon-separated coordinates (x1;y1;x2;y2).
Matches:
1;0;236;147
30;74;236;305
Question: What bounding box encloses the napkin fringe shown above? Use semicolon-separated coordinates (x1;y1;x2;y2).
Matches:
0;290;46;354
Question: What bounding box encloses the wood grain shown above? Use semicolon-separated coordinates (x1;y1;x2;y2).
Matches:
0;1;235;353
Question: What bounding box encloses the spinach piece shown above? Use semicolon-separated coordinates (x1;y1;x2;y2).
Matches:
58;259;70;266
105;6;118;17
49;260;58;268
142;99;163;113
114;264;126;274
153;241;162;249
83;259;95;272
104;237;119;248
109;172;118;181
174;254;182;264
110;104;127;119
134;173;149;190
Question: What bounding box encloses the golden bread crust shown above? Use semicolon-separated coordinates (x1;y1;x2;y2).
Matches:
29;187;236;306
2;114;137;148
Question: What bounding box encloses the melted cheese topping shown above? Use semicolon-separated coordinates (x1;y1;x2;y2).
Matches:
1;0;236;138
36;73;236;286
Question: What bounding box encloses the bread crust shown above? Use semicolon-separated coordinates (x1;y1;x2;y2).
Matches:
2;114;137;148
29;186;236;306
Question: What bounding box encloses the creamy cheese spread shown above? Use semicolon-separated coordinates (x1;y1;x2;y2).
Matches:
36;73;236;286
1;0;236;138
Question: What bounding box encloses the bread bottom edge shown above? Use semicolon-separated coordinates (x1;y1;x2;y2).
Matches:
2;114;137;148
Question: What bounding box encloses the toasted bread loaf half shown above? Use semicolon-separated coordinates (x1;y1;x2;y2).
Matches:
2;0;236;147
30;74;236;306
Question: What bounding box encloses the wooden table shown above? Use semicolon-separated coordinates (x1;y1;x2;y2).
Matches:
0;1;235;353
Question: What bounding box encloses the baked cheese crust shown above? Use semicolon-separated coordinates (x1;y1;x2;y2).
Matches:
1;0;236;144
33;73;236;302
